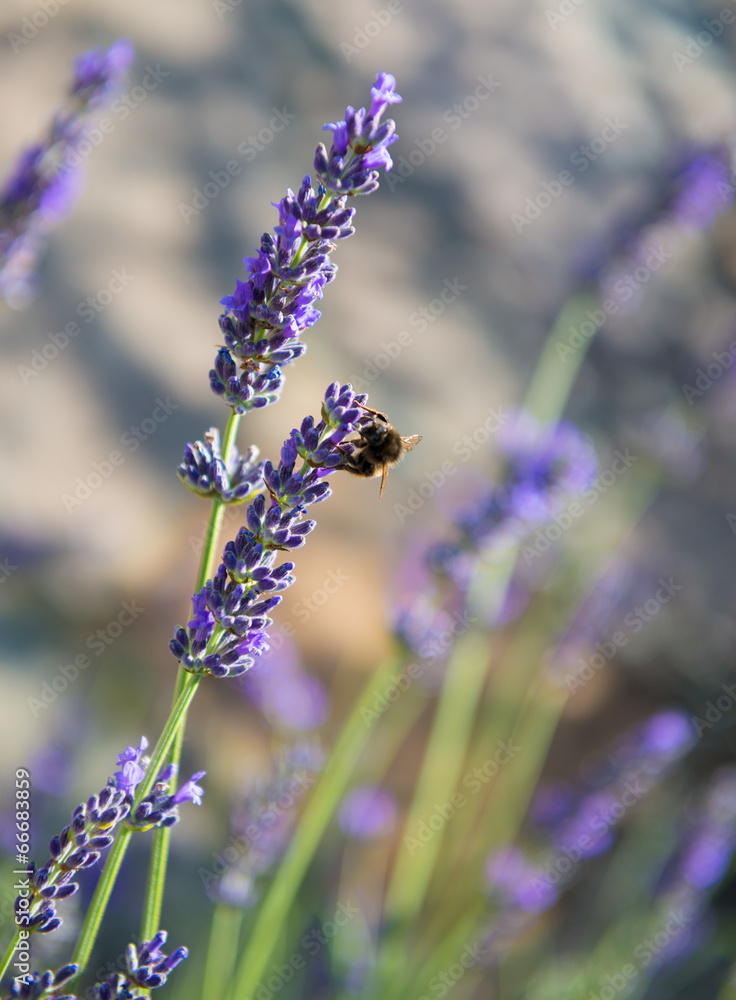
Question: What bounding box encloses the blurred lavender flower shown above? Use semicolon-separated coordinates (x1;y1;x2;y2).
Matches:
576;143;734;294
170;382;374;679
205;742;323;908
241;639;329;732
210;72;400;415
436;412;597;573
0;39;134;306
392;413;596;656
485;847;558;914
666;767;736;894
547;709;694;862
338;785;398;841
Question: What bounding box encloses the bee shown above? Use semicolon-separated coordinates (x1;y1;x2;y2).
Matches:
336;402;422;500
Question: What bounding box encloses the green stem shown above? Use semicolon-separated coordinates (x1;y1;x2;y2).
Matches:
522;292;599;423
374;544;517;993
378;633;491;969
202;904;244;1000
72;826;133;971
0;930;20;984
140;411;241;942
72;677;200;974
231;651;405;1000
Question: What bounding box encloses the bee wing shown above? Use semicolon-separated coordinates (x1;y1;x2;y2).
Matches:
401;434;422;454
378;462;390;501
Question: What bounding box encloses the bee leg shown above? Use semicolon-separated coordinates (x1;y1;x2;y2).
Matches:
378;463;390;501
356;400;390;424
334;442;360;471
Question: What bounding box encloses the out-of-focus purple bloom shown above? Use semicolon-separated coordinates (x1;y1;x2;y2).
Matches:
576;143;733;291
670;150;733;229
429;412;597;581
529;782;574;828
485;847;558;914
338;785;397;841
496;413;598;523
70;38;135;101
207;742;324;908
242;641;329;731
527;709;696;901
637;711;694;757
0;40;133;306
673;768;736;892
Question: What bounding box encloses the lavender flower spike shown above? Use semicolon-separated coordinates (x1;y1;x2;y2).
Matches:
170;383;373;679
0;39;134;306
5;963;78;1000
92;932;188;998
211;74;400;414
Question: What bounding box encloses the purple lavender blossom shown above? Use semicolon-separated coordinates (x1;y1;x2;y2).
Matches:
338;785;397;841
530;710;694;875
393;413;597;653
485;847;558;913
576;143;734;291
170;772;206;807
210;73;400;414
241;640;329;731
177;427;265;504
0;39;134;306
125;762;207;832
170;382;374;680
15;739;206;937
17;782;131;936
5;964;78;999
92;932;187;997
114;736;149;795
437;412;597;568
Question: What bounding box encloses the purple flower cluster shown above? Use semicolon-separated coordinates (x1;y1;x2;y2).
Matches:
482;711;696;957
538;710;694;864
393;413;597;656
338;785;398;841
170;382;370;679
240;639;329;732
2;932;187;1000
93;933;187;998
17;783;130;936
209;73;400;414
15;739;204;936
4;965;78;1000
485;846;558;914
576;143;734;291
207;741;324;908
462;414;597;544
177;427;265;504
0;39;134;306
